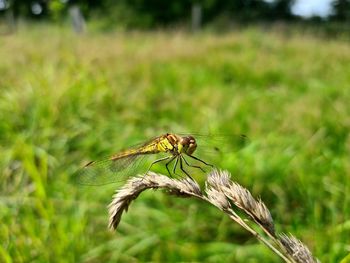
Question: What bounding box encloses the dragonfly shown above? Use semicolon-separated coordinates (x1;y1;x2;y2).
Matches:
75;133;215;185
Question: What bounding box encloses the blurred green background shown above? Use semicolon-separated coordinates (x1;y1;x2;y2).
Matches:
1;1;350;262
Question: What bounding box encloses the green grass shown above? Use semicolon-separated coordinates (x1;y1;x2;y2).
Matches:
0;24;349;262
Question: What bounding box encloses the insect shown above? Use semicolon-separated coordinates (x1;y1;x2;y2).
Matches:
75;133;214;185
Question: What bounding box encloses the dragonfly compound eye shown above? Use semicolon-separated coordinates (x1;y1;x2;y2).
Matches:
186;136;197;155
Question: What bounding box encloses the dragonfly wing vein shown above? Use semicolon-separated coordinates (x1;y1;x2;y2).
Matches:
75;154;148;186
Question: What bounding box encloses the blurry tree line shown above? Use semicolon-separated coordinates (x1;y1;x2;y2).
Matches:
0;0;350;28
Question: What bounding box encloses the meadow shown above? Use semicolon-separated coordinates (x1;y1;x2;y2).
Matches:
0;24;349;262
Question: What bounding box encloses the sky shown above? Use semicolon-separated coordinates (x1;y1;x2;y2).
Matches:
291;0;334;18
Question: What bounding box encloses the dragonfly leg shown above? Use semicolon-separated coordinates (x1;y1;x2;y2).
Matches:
145;156;172;176
173;156;179;174
179;156;195;181
165;156;176;178
172;156;185;179
186;154;214;168
182;155;205;173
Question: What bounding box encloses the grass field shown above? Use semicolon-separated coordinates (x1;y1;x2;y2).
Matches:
1;25;349;262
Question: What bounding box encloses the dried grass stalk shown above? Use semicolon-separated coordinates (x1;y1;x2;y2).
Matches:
108;174;202;229
207;170;275;235
280;234;319;263
108;169;317;263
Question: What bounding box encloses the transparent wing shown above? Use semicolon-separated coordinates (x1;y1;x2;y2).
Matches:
175;133;250;173
74;154;148;186
177;133;249;154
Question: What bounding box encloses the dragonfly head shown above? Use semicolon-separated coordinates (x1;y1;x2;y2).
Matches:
180;135;197;155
